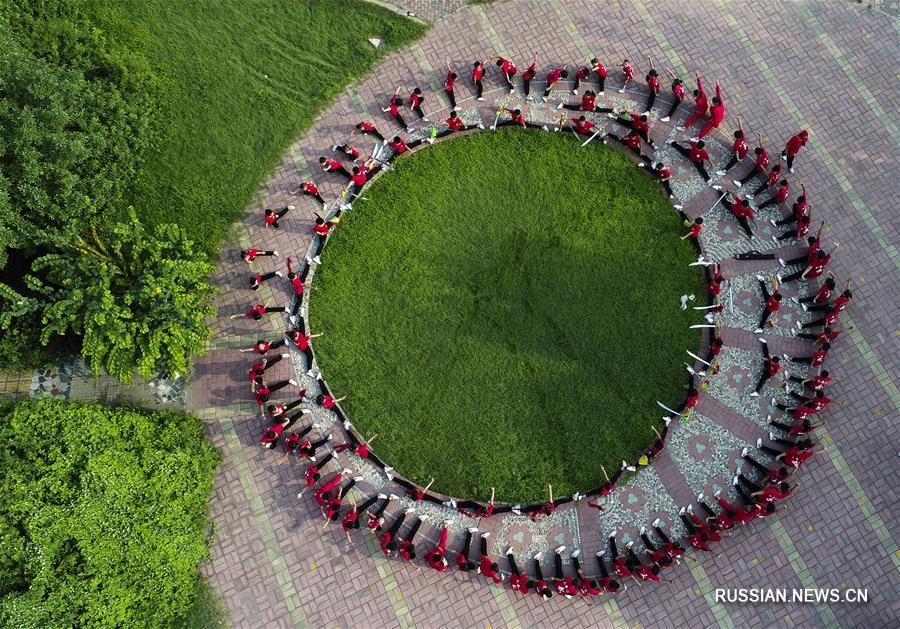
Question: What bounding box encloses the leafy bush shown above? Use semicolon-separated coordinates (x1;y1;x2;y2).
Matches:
0;398;219;627
0;1;156;267
0;216;217;383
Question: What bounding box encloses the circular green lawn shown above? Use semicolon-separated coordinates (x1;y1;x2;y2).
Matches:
311;129;704;503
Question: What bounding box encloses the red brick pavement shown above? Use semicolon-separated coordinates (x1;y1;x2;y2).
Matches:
191;2;899;626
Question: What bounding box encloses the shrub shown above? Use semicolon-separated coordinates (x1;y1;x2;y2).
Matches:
0;398;220;627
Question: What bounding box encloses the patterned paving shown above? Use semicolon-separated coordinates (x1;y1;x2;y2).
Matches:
189;2;899;627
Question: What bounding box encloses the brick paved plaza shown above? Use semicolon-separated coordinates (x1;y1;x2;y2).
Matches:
186;1;899;627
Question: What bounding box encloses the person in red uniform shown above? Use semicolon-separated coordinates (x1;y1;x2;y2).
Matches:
297;452;334;496
806;284;852;314
230;302;288;321
241;247;279;264
716;118;749;175
426;521;452;571
472;60;486;100
353;120;386;142
262;206;293;230
491;55;518;93
741;448;791;484
697;81;725;139
660;67;686;122
613;111;655;147
286;328;322;373
797;323;840;343
365;495;393;533
669;138;712;181
750;337;781;396
551;547;578;598
298;180;326;208
496;107;528;129
531;553;555;600
637;528;676;571
717;494;760;526
798;274;835;306
781;130;808;172
397;515;424;561
607;533;640;585
382;88;410;132
331;143;360;162
696;496;736;533
238;337;286;355
409;87;428;121
253;378;296;410
443;62;458;109
750;163;783;198
476;533;504;583
720;187;757;238
757;436;823;470
379;508;411;557
319;156;351;180
573;64;591;95
788;369;834;391
313;472;345;508
435;110;483;139
644;56;661;112
681;217;704;241
626;546;667;584
505;550;532;596
570;115;597;135
785;342;831;370
259;412;305;449
589;57;608;94
734;132;768;187
618;58;635;93
707;335;724;365
349;159;381;198
759;179;790;210
456;527;478;571
593;551;623;593
609;130;650;161
543;65;569;100
755;276;783;333
569;550;603;596
520;58;537;96
681;72;709;130
267;397;307;419
342;496;379;540
783;245;838;283
770;415;823;437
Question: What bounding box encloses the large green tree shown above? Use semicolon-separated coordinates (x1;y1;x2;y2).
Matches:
0;217;217;382
0;398;219;627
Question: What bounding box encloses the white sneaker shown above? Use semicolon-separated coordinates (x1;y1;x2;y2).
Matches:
477;97;485;101
281;352;290;358
534;551;543;560
715;170;726;176
689;137;699;143
754;328;763;334
385;466;395;481
801;303;808;312
771;236;778;243
756;275;765;281
477;123;485;129
745;194;754;200
275;271;284;277
598;91;605;95
288;379;298;386
287;205;296;210
541;96;548;102
756;438;763;448
679;506;686;515
541;125;548;131
778;258;786;267
750;391;759;397
273;250;281;256
572;89;577;95
618;88;626;93
331;145;338;152
312;256;321;265
653;518;663;527
733;180;742;187
673;204;683;210
712;185;723;191
422;117;430;122
781;154;787;161
283;307;291;313
660;116;670;122
571;549;581;558
741;447;749;457
769;218;778;226
769;431;776;440
789;167;795;173
758;337;768;344
674;125;685;131
697;493;704;502
482;532;491;538
732;475;739;486
555;545;566;553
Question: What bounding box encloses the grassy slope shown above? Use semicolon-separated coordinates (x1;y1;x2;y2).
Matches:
311;130;706;502
88;0;427;252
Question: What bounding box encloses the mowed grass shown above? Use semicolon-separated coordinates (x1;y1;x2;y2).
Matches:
88;0;427;252
311;130;705;502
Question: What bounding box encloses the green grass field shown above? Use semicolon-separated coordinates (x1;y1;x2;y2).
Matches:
89;0;427;252
311;130;706;502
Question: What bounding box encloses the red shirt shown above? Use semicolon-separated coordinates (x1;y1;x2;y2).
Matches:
500;58;517;74
304;465;319;488
689;534;711;551
472;65;484;82
766;358;781;377
248;303;267;317
637;565;660;582
444;70;456;92
301;181;319;195
811;395;831;412
673;82;686;100
342;509;359;533
784;449;814;469
766;167;781;186
786;133;806;156
313;222;330;237
291;333;310;351
709;84;724;124
576;66;589;80
388;139;408;154
647;74;660;92
630;113;649;133
572;118;596;134
244;247;260;261
581;93;596;111
260;423;283;445
813;283;833;303
613;558;632;579
388;99;400;117
593;62;607;78
689;142;709;163
625;133;642;150
807;254;831;278
832;295;850;313
656;166;671;180
688;223;703;238
684;391;700;408
791;405;818;420
350;170;367;186
772;184;790;203
547;66;566;83
523;63;536;80
694;77;709;112
824;309;840;327
755;149;769;172
263;212;278;226
809;374;832;390
358;121;376;132
817;330;839;344
322;159;342;171
797;220;811;238
290;277;304;296
708;279;722;296
622;64;634;79
765;293;781;313
446;115;463;131
509;110;526;126
410;92;423;108
321;394;336;409
733;135;749;158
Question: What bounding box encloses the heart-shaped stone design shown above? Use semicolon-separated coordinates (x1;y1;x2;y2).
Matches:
513;531;525;544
